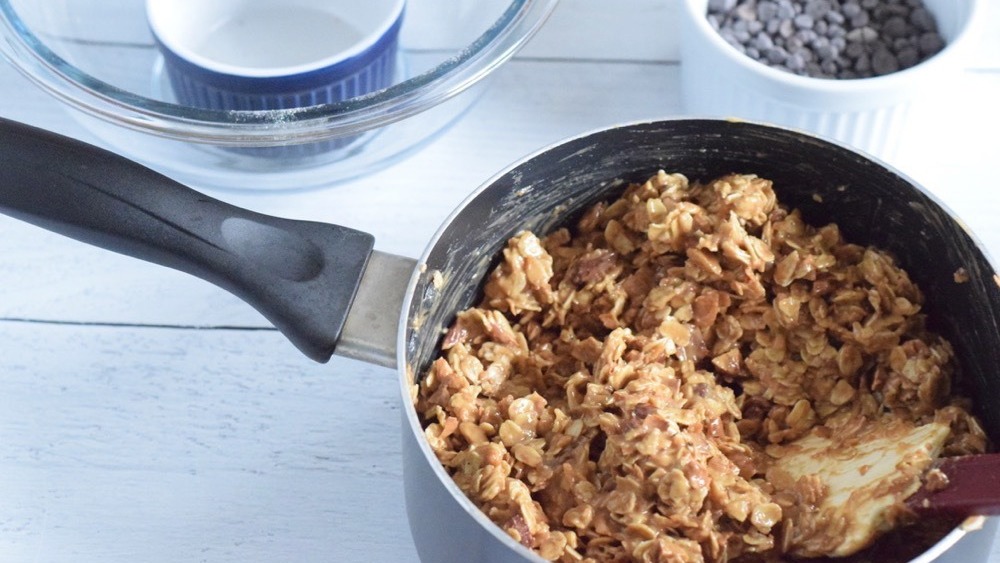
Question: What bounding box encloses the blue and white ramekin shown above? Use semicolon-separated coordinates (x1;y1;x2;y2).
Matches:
147;0;405;157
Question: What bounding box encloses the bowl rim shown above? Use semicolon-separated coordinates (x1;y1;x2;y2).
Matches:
680;0;986;93
145;0;407;79
0;0;559;145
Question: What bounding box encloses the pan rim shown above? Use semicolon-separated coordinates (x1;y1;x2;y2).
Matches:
396;117;998;562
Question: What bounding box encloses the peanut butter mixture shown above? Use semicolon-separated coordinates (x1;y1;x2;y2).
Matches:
416;172;987;562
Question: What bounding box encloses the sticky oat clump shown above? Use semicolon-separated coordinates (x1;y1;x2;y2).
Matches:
416;172;987;562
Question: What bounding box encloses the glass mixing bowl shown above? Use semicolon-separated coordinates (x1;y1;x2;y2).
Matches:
0;0;558;190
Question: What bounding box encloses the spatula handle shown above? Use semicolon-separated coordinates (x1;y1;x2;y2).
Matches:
0;117;374;362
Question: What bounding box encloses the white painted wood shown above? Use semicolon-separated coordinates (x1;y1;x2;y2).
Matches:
0;323;415;562
0;1;998;561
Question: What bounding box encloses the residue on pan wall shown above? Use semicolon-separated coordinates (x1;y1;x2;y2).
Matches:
556;142;598;165
960;515;986;532
410;310;426;332
513;186;532;198
405;364;418;403
507;170;524;192
407;263;428;344
423;270;445;297
406;268;452;362
411;269;447;331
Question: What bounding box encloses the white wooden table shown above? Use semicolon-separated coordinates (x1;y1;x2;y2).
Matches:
1;1;998;561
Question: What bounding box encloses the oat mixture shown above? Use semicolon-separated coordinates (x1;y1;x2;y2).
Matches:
415;172;988;562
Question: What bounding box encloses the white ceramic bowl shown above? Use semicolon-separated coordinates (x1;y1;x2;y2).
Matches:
0;0;558;190
679;0;984;159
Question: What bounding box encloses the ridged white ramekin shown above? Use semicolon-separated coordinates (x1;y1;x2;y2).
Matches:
679;0;983;159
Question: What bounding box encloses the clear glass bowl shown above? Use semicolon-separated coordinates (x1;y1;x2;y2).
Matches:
0;0;558;190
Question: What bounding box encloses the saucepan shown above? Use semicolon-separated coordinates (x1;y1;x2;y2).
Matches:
1;117;999;562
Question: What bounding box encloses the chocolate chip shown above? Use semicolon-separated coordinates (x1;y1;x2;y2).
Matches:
872;49;900;74
918;31;945;55
706;0;947;79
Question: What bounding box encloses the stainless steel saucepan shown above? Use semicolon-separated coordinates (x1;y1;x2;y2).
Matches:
2;117;998;562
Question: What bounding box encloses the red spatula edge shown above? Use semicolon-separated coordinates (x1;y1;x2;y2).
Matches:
907;454;1000;516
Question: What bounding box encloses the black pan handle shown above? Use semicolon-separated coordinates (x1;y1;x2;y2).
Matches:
0;117;374;363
